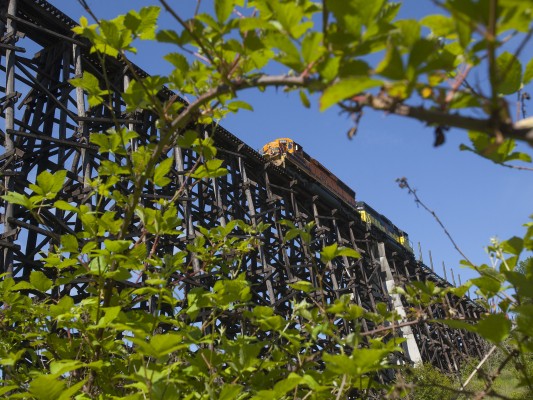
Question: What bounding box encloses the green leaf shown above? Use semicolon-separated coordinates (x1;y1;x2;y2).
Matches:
461;131;532;165
0;386;18;396
164;52;189;71
320;78;381;111
376;45;404;80
408;39;437;72
265;33;303;70
98;18;135;56
320;243;339;263
471;275;502;297
49;295;74;317
420;14;455;37
58;379;86;400
504;271;533;301
476;313;512;343
227;100;253;112
54;200;79;212
49;360;83;375
299;90;311;108
395;19;421;48
215;0;233;23
30;270;53;292
60;234;78;252
149;333;188;358
336;247;361;259
273;373;303;396
191;159;227;179
156;29;182;45
219;384;243;400
177;130;198;148
320;244;360;262
318;56;340;81
124;6;160;40
516;304;533;336
523;58;533;85
104;239;131;253
289;281;315;293
32;170;67;198
90;129;133;155
495;51;522;95
29;375;65;400
187;288;212;319
437;318;475;331
96;306;122;328
0;350;26;366
454;15;472;50
213;275;251;307
2;192;33;209
323;349;390;376
302;32;323;65
11;281;33;291
69;72;110;107
501;236;523;256
154;156;174;187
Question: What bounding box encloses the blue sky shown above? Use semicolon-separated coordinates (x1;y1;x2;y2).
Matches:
50;0;533;286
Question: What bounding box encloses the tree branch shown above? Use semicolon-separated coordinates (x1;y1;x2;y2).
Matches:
170;74;533;148
168;75;312;130
350;93;533;146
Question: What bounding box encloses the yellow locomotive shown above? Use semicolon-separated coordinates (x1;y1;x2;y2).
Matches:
356;202;413;253
261;138;414;254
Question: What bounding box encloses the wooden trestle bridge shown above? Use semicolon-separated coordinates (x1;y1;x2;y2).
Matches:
0;0;487;373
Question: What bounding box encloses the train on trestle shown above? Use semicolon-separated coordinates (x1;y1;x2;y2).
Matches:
261;138;414;254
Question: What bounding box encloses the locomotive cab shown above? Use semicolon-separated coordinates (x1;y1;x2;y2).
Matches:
261;138;303;166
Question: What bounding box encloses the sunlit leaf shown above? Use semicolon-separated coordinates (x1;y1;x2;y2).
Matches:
320;78;381;111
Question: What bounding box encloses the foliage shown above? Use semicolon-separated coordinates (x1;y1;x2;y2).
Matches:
457;348;533;400
1;0;533;399
404;350;533;400
404;363;455;400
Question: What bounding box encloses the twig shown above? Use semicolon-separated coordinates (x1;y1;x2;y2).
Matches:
396;178;473;265
194;0;202;17
158;0;217;67
498;162;533;172
457;345;497;397
335;374;347;400
76;0;99;23
361;318;423;337
445;64;473;109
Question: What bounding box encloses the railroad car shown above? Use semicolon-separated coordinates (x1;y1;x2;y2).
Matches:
261;138;356;208
356;201;414;254
261;138;413;254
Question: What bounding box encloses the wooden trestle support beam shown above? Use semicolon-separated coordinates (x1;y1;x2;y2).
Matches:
0;0;488;373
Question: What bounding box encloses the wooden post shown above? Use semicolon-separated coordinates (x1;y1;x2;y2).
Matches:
2;0;18;276
450;268;457;286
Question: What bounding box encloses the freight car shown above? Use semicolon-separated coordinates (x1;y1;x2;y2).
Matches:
261;138;413;254
261;138;356;208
